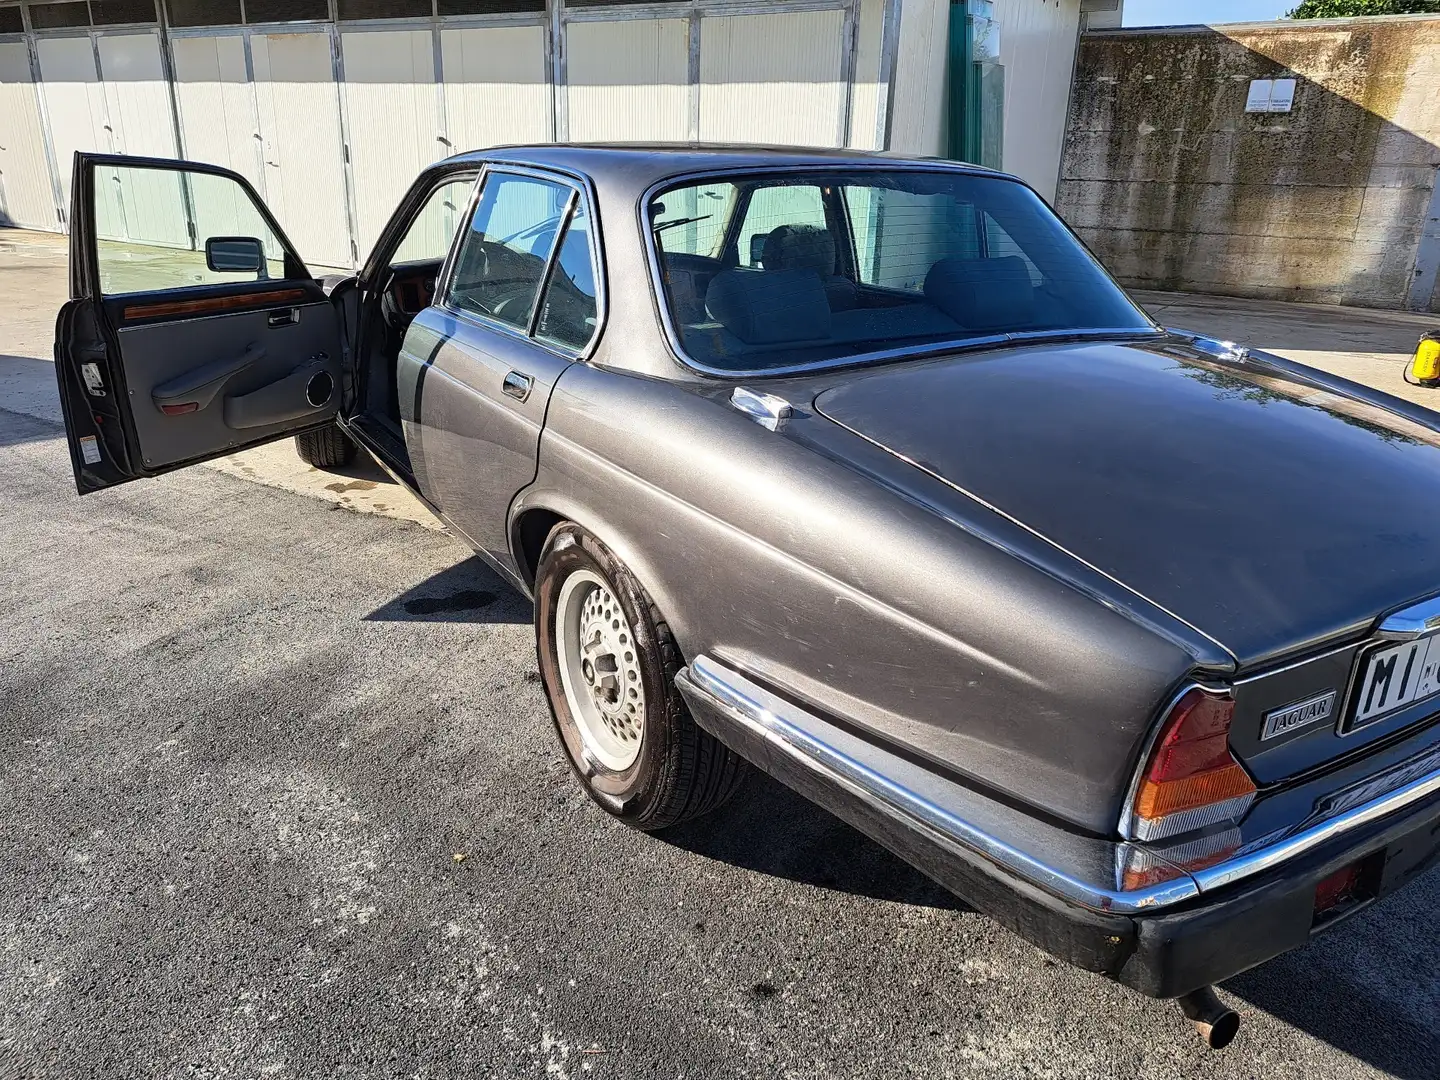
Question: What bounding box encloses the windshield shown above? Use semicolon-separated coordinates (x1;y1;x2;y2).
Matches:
648;169;1153;373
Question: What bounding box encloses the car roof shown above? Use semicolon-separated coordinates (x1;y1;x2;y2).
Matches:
440;143;1007;183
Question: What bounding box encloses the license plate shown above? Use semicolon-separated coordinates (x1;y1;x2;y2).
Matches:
1347;636;1440;731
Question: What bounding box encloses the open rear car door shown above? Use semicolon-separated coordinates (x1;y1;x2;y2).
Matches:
55;153;346;493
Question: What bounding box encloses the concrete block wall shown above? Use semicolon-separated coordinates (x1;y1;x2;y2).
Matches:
1056;15;1440;312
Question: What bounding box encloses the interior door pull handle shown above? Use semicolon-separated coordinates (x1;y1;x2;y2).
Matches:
502;371;533;402
268;307;299;327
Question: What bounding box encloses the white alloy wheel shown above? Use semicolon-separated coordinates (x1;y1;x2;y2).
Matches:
554;568;646;771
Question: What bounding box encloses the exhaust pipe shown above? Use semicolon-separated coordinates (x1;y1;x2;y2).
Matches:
1176;986;1240;1049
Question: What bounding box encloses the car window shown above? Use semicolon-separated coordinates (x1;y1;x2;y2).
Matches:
652;169;1151;373
845;187;980;292
446;172;570;331
392;177;474;265
652;181;737;258
535;200;599;352
93;163;289;296
738;184;826;268
982;211;1042;286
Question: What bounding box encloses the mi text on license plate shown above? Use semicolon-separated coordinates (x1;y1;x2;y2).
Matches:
1348;637;1440;731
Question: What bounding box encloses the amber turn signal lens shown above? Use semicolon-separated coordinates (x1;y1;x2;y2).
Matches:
1131;689;1256;841
1405;334;1440;386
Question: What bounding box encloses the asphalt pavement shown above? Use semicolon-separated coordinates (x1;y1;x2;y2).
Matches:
3;230;1440;1078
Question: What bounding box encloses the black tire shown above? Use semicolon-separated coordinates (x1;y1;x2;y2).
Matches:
535;522;747;830
294;426;356;469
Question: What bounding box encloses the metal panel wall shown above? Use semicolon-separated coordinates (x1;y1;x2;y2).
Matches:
170;34;264;191
994;0;1080;201
845;0;884;149
887;0;947;157
566;18;689;143
36;34;109;212
249;30;352;270
440;25;549;154
341;27;443;258
698;10;847;148
0;39;59;229
7;0;906;263
96;31;187;248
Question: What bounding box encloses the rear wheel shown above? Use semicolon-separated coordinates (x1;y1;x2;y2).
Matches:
294;425;356;470
535;521;747;829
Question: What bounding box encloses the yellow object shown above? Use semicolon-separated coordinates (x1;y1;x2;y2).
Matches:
1411;336;1440;384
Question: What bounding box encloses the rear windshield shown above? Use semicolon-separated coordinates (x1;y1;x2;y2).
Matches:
648;169;1152;372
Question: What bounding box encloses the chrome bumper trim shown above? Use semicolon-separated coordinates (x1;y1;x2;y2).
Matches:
682;655;1199;914
684;655;1440;915
1191;762;1440;893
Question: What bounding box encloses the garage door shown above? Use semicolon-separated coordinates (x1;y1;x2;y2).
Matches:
95;31;187;249
699;9;847;147
170;33;265;193
0;39;58;230
36;34;108;215
440;25;550;155
341;27;443;259
250;30;352;270
566;18;689;142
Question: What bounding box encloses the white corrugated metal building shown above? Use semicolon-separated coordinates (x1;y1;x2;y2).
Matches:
0;0;1089;269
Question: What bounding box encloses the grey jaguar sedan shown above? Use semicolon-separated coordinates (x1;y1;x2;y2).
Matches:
54;145;1440;1048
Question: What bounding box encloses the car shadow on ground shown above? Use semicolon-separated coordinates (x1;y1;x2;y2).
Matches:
658;767;967;911
365;556;531;624
0;405;61;449
1220;881;1440;1080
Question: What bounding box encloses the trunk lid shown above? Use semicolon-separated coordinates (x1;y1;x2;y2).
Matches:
813;336;1440;780
813;337;1440;665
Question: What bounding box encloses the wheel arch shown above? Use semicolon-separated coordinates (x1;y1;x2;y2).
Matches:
509;491;694;654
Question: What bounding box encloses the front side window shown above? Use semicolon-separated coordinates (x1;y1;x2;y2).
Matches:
648;169;1152;373
392;177;476;265
447;173;571;332
93;164;290;296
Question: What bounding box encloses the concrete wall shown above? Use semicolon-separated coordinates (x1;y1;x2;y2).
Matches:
1057;15;1440;312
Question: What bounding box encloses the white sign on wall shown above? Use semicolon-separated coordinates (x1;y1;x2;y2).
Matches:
1245;78;1296;113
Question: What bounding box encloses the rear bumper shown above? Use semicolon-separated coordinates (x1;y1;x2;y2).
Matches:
676;655;1440;997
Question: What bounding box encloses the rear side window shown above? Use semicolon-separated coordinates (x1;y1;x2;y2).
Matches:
447;173;570;332
535;200;599;351
446;169;600;353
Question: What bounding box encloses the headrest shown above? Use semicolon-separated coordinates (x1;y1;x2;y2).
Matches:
762;224;837;278
923;256;1036;331
705;268;832;346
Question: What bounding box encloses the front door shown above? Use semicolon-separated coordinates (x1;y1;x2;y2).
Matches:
397;166;602;568
55;153;346;494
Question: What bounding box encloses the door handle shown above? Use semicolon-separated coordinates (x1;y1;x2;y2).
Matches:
267;307;299;327
502;370;533;402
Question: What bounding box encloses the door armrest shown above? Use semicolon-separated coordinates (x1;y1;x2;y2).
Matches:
151;343;266;413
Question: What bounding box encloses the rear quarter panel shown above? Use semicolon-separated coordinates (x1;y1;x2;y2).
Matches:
520;362;1218;833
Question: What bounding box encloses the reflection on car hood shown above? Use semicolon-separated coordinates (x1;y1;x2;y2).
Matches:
813;337;1440;666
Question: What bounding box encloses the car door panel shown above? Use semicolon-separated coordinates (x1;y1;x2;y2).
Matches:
55;152;345;494
394;165;602;569
109;300;340;470
399;306;570;566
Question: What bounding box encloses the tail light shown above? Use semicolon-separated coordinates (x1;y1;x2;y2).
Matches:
1129;688;1256;842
